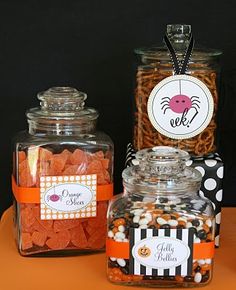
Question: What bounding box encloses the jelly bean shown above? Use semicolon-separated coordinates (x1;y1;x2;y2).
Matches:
107;203;214;285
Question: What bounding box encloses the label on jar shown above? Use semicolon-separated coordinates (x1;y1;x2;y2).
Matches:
147;75;214;140
40;175;97;220
129;228;194;276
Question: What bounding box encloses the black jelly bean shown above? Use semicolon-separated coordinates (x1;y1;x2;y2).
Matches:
131;194;142;202
121;267;129;275
170;215;177;220
131;223;139;228
108;260;119;268
194;266;201;272
155;204;165;209
197;229;207;240
160;224;171;229
109;224;115;230
192;219;200;227
201;273;210;283
159;197;169;203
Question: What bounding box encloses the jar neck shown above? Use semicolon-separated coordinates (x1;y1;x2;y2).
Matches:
123;182;200;198
28;119;97;136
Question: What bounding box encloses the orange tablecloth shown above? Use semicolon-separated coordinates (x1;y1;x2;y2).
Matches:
0;207;236;290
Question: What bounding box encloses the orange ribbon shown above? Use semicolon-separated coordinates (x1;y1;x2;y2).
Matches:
106;239;215;260
12;176;113;203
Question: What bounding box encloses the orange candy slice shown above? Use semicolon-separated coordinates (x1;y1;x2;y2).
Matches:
18;151;26;163
21;207;36;230
87;160;103;174
53;219;81;232
39;148;53;161
94;150;104;159
21;233;33;250
49;154;67;175
17;147;111;253
70;224;88;248
46;230;71;250
87;227;106;248
61;149;72;163
70;149;87;165
32;231;47;247
19;166;36;187
101;159;109;169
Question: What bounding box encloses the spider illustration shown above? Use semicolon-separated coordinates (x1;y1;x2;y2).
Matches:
161;95;200;114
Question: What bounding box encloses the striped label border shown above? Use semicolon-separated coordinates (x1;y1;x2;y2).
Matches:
129;228;194;276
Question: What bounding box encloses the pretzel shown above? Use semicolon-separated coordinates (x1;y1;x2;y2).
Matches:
134;64;218;156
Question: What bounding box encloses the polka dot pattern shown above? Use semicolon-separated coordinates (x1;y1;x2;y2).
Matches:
195;166;205;177
125;143;224;248
205;160;217;167
204;178;217;190
186;160;193;166
217;166;224;179
216;190;223;202
190;153;224;247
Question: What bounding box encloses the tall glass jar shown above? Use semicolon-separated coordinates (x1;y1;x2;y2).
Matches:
12;86;114;256
106;146;215;287
134;24;222;156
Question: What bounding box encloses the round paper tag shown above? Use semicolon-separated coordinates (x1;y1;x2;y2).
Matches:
147;75;214;140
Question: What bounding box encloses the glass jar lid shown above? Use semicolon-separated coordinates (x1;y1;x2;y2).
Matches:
122;146;202;194
27;87;99;122
135;24;222;61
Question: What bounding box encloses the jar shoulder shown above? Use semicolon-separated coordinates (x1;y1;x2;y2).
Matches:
13;130;114;149
108;193;214;220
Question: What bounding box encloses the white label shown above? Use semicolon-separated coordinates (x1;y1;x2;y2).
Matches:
44;183;93;212
132;236;190;269
40;175;97;220
147;75;214;139
129;228;194;276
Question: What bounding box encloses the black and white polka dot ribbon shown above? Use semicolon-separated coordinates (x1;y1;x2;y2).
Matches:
164;33;194;75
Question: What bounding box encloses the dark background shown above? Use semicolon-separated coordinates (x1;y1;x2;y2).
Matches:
0;0;235;217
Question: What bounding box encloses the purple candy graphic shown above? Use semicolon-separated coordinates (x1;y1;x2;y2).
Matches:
49;194;60;202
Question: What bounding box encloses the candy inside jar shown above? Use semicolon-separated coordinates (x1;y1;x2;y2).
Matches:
106;146;215;287
133;24;222;155
12;87;114;256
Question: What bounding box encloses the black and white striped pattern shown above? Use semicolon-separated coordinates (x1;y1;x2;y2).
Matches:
129;228;194;276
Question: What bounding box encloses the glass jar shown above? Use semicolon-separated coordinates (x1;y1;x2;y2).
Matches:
106;146;215;287
12;86;114;256
133;24;222;156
